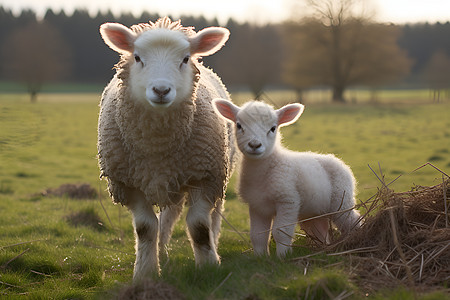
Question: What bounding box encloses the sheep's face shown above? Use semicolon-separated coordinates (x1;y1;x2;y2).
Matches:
212;99;305;160
100;20;229;109
129;29;192;108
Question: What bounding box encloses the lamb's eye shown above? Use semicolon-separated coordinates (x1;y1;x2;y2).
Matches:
270;126;276;133
236;122;242;130
134;54;141;63
182;55;190;64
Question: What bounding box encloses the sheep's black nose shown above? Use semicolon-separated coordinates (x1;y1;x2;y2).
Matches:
153;87;171;97
248;141;262;150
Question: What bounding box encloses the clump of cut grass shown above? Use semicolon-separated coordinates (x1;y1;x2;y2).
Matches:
0;181;13;194
427;155;445;162
327;167;449;293
65;207;105;231
15;171;35;178
42;183;98;199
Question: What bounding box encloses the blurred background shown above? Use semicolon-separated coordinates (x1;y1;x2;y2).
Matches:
1;0;450;103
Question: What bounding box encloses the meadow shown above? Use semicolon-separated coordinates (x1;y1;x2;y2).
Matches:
0;92;449;299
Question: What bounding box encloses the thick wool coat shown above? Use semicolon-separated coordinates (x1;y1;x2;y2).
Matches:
98;57;231;208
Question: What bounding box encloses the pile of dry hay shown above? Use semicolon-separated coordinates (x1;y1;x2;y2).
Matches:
329;178;449;292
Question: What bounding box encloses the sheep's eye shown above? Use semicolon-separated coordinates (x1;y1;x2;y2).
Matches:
236;122;242;130
182;55;190;64
270;126;276;133
134;54;141;63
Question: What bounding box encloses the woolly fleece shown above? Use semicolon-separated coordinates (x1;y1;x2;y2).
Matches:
98;19;232;209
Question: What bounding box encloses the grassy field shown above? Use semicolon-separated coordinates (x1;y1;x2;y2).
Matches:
0;92;449;299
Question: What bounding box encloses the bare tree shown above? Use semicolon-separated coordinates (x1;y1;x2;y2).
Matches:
2;21;72;102
282;20;331;98
283;0;411;102
308;0;365;102
422;49;450;102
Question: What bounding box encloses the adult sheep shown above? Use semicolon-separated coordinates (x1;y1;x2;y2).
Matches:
98;17;233;282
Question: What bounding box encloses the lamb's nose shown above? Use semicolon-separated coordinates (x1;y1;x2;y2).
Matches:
248;141;262;150
152;86;171;98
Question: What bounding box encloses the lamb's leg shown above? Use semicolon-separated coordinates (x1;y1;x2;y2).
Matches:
186;189;220;265
211;198;224;250
159;202;184;253
272;202;299;257
249;208;272;256
301;217;330;244
128;189;160;282
332;209;361;234
329;169;361;234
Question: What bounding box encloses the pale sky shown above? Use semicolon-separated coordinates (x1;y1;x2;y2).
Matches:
1;0;450;25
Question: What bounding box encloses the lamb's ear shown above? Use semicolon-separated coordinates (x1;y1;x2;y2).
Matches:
212;98;240;122
190;27;230;57
276;103;305;127
100;23;136;54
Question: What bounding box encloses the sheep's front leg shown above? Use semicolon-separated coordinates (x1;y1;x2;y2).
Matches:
249;208;273;256
159;201;184;254
128;190;160;282
210;198;224;250
272;201;300;257
186;189;220;265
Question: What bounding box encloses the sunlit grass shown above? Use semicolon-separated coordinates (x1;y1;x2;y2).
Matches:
231;88;445;105
0;92;449;299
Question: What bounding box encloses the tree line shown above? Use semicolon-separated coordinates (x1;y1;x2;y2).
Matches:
1;4;450;102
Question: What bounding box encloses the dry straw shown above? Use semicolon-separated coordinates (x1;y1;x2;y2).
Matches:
324;163;449;293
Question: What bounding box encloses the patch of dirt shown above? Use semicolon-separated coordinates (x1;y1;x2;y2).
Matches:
42;183;98;199
65;208;105;231
114;279;185;300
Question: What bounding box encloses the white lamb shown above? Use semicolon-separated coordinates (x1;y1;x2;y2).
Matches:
98;17;235;282
212;99;361;257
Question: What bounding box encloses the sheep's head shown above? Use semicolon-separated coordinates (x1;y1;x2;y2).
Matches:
100;18;229;109
213;99;304;159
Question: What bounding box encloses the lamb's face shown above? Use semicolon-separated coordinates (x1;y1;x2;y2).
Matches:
129;29;193;108
212;99;305;160
235;102;279;159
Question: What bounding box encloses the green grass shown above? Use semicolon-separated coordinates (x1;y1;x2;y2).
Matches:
0;92;449;299
232;88;449;105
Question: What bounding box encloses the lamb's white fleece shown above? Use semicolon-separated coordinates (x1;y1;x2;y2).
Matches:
212;99;361;257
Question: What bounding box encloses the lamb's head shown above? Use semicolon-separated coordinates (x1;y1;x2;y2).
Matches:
213;99;304;159
100;18;229;109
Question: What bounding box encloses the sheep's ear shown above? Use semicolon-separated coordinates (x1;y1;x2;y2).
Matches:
190;27;230;57
276;103;305;127
212;98;240;122
100;23;136;54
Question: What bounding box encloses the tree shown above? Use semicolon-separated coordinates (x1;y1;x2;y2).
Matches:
350;23;412;86
237;24;283;99
1;21;72;102
398;22;450;81
422;49;450;102
283;0;411;102
282;20;331;98
210;21;283;99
